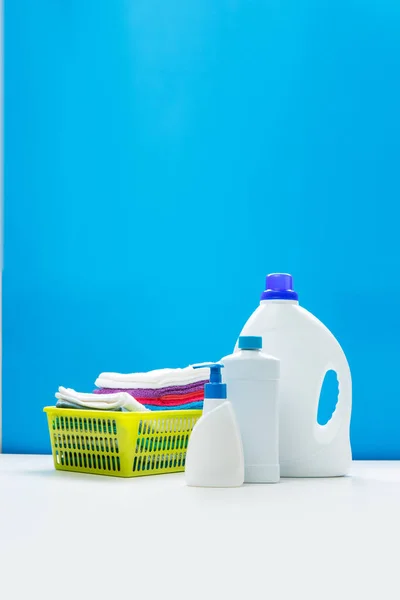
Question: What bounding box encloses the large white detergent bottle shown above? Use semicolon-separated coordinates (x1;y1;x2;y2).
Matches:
238;273;352;477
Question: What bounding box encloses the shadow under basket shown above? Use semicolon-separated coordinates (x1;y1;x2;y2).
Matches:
44;407;202;478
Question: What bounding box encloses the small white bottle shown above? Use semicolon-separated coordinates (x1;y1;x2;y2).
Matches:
185;364;244;488
222;336;280;483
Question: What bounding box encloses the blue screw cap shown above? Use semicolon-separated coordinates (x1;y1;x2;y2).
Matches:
261;273;298;301
239;336;262;350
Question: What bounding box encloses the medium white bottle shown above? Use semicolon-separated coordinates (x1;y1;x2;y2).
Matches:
222;337;280;483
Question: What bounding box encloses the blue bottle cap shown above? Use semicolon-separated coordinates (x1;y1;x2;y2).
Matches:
238;336;262;350
260;273;298;301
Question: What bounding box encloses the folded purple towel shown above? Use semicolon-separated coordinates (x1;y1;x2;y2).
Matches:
93;380;208;399
144;401;203;411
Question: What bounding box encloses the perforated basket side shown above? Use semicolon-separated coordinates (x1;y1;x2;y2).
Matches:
131;413;201;475
47;409;130;476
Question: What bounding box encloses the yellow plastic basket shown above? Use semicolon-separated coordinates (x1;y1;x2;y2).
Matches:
44;407;202;478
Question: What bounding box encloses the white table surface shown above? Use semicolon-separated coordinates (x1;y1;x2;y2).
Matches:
0;456;399;599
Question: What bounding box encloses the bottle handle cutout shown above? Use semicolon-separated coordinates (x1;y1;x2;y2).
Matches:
315;357;352;445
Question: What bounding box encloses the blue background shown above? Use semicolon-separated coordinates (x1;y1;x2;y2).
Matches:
4;1;400;456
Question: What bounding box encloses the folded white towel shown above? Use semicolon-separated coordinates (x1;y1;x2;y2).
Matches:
55;387;149;412
95;364;211;390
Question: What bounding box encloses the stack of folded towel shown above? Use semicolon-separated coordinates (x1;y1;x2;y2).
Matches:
94;365;209;411
55;365;209;413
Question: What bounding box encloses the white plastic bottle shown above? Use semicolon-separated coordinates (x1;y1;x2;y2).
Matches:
185;364;244;488
222;337;280;483
238;273;352;478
